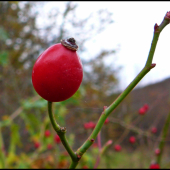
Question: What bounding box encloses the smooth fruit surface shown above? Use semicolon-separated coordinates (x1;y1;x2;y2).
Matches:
32;43;83;102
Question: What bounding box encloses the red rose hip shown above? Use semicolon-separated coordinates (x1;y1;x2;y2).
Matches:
129;136;136;144
44;130;51;137
114;144;121;152
149;163;160;169
32;38;83;102
151;127;157;134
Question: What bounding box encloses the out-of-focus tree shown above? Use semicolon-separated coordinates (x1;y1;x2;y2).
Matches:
0;1;47;116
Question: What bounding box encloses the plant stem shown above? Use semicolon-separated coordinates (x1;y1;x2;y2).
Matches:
93;132;102;169
157;111;170;166
97;132;102;151
71;12;170;169
94;139;113;168
47;101;77;163
76;65;154;159
48;101;60;132
0;128;6;168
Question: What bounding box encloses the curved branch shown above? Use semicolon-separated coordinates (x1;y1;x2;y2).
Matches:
71;12;170;169
47;101;77;162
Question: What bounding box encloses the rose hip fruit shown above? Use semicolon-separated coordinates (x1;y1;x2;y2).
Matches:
114;144;121;152
47;144;53;150
104;118;109;124
84;121;96;129
139;107;146;115
149;163;160;169
151;127;157;134
129;136;136;144
34;141;40;149
54;134;61;143
44;130;51;137
32;38;83;102
155;148;160;155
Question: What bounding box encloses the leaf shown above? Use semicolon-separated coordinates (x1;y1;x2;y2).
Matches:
21;98;47;110
0;51;8;66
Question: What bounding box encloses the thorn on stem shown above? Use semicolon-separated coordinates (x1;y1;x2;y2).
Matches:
77;154;81;160
102;106;107;113
154;23;159;32
91;139;95;142
151;63;156;68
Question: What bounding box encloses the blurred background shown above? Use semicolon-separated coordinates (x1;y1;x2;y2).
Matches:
0;1;170;168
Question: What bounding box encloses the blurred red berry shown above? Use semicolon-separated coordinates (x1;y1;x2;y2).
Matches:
84;121;96;129
104;118;109;124
47;144;53;150
44;130;51;137
151;127;157;134
139;107;146;115
54;134;61;143
129;136;136;144
150;163;160;169
155;148;160;155
139;104;149;115
114;144;121;152
34;142;40;149
143;104;149;111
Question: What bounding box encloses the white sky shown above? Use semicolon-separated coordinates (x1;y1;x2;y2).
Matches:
39;1;170;91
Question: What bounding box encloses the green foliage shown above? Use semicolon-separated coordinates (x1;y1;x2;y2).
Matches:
10;124;22;150
0;51;8;66
21;98;47;110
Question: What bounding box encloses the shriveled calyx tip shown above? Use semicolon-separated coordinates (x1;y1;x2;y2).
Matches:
61;37;78;51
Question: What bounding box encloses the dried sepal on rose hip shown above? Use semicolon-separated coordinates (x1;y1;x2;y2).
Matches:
32;38;83;102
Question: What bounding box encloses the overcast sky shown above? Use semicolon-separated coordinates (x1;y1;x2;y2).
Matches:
41;1;170;91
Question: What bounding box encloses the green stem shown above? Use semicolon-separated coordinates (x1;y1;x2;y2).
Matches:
0;127;6;168
76;65;153;158
48;101;60;132
145;18;169;67
71;13;170;169
157;111;170;165
69;161;79;169
47;101;77;163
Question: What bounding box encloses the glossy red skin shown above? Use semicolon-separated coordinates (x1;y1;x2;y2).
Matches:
32;43;83;102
